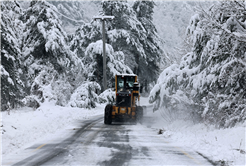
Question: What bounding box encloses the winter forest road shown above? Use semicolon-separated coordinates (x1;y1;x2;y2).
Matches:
3;113;215;166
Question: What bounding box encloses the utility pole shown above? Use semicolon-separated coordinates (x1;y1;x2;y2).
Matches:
93;15;114;91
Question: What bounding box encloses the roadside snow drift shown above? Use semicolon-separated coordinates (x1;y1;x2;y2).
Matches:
146;110;246;166
1;102;105;156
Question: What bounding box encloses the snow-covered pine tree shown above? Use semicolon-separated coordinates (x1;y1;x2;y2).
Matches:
71;1;162;91
21;0;79;73
20;0;82;105
149;0;246;128
132;0;163;90
70;21;102;59
84;40;133;89
102;0;162;86
1;1;25;111
70;8;133;91
67;81;101;108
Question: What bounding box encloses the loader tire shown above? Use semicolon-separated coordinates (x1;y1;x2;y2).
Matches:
104;104;112;125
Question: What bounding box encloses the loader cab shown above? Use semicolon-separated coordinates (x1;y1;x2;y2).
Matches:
116;75;136;92
115;74;139;107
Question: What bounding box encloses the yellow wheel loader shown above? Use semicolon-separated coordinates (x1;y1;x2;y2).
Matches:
104;74;143;124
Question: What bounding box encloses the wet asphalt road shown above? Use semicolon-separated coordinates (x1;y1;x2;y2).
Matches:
3;114;215;166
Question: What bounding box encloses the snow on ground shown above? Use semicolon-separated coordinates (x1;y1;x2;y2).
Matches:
1;97;245;166
146;109;246;166
1;101;105;157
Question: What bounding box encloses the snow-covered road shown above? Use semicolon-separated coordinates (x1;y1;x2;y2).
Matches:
3;114;213;165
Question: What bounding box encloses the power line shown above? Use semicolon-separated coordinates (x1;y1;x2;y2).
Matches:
54;10;86;24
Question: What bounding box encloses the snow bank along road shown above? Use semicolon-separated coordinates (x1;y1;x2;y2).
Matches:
3;114;214;166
